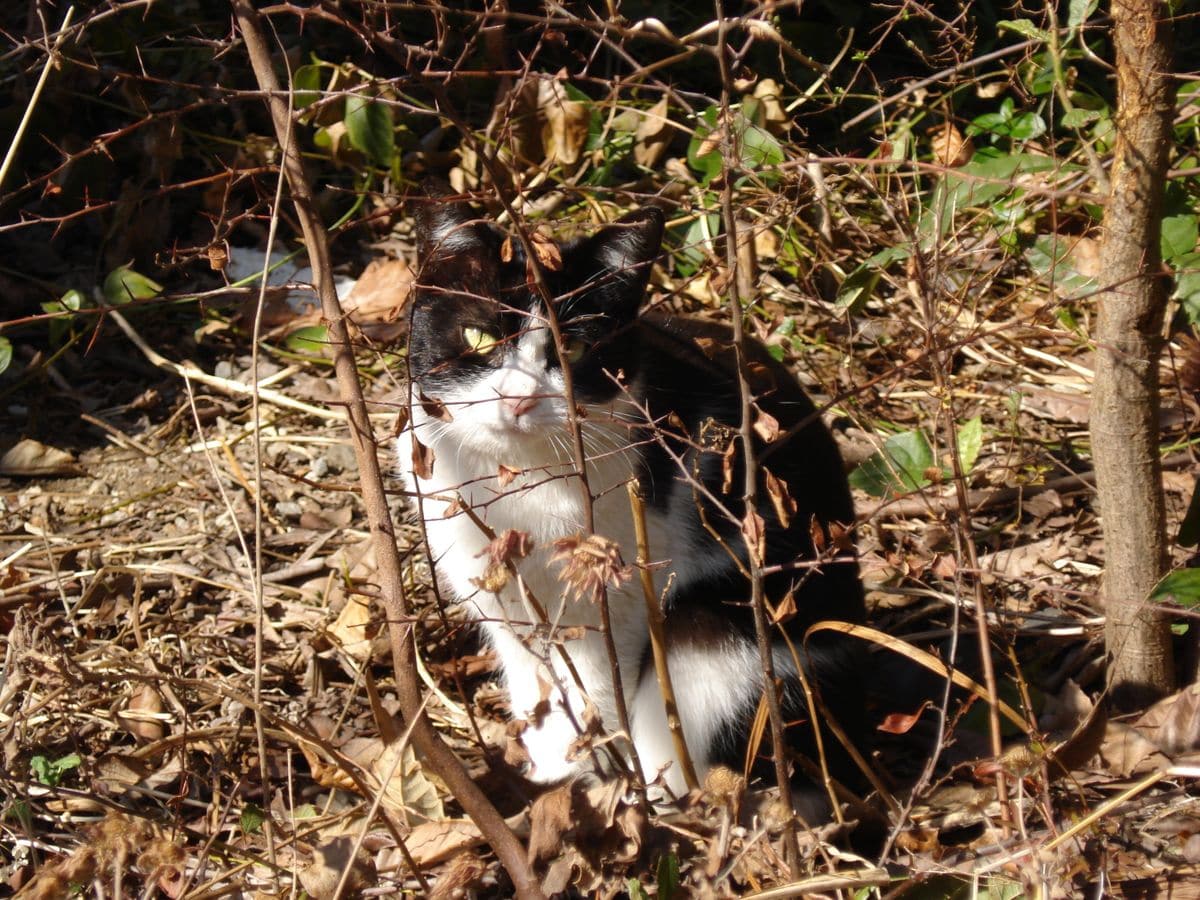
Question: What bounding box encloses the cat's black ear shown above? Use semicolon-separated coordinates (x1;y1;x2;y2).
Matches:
412;182;496;261
588;208;665;284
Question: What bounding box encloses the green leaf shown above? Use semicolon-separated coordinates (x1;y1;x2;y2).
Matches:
1068;0;1099;38
1178;476;1200;547
344;93;394;166
60;289;86;311
31;752;82;787
997;19;1052;42
849;430;935;498
103;266;162;305
1161;214;1198;261
284;325;328;354
1026;234;1097;296
1060;107;1100;129
627;880;651;900
656;852;681;900
834;264;881;314
956;416;983;475
1149;568;1200;609
292;63;323;109
1172;252;1200;324
1008;112;1046;142
0;336;11;376
240;802;268;834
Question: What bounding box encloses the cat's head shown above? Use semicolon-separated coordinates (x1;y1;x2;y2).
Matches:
406;195;663;454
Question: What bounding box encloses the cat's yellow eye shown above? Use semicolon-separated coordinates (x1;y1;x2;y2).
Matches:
463;326;499;355
562;338;587;364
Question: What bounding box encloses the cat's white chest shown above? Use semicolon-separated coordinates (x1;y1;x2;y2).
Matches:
397;421;642;627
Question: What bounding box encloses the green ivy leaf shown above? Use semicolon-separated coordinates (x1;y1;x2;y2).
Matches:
0;336;12;376
103;266;162;305
1161;214;1198;261
1149;568;1200;609
1060;107;1100;129
240;802;268;834
849;430;935;498
344;93;394;166
1172;251;1200;324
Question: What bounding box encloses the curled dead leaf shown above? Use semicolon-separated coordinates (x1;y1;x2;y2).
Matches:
752;409;780;443
0;438;80;476
530;227;563;272
411;435;435;480
930;122;974;168
763;468;796;528
118;683;166;742
634;96;672;168
741;509;766;566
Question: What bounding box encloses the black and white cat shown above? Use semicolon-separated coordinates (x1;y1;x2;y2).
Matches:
398;195;866;801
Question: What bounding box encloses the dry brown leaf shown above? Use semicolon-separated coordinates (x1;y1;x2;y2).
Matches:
741;509;766;565
118;683;165;742
407;819;485;867
537;76;590;166
328;594;374;664
634;96;672;168
411;435;435;479
930;122;974;168
879;701;932;735
298;835;377;900
1135;682;1200;755
0;438;80;476
324;736;446;823
1100;722;1172;777
472;529;533;594
753;409;780;443
530;228;563;272
721;438;737;495
500;234;515;262
752;78;788;130
528;781;574;864
768;589;796;625
343;256;413;341
497;463;521;488
763;468;795;528
419;391;452;422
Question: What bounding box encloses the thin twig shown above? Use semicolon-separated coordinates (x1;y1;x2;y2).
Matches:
714;2;801;876
231;6;545;897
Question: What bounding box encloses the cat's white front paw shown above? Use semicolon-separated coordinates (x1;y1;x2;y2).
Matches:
518;707;592;784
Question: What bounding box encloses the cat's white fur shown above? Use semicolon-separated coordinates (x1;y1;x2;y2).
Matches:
399;321;769;797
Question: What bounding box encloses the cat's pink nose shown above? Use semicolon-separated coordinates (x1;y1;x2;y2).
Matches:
504;395;540;418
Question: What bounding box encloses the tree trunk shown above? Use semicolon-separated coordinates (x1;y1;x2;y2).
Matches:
1091;0;1177;712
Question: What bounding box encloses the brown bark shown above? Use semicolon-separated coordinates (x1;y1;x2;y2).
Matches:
1091;0;1177;711
231;6;546;897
